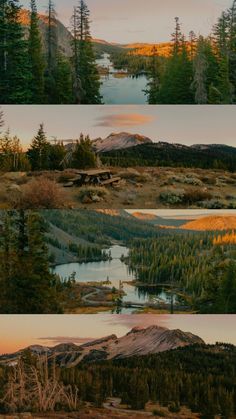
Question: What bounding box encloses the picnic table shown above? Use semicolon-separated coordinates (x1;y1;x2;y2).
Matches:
63;169;121;187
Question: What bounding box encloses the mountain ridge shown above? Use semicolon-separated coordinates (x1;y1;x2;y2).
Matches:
182;215;236;231
93;132;152;153
0;326;204;367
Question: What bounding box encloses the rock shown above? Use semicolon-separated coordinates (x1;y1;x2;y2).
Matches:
91;194;102;203
81;195;93;204
63;182;74;188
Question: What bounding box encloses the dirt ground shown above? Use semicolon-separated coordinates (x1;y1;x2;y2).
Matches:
0;167;236;209
0;405;202;419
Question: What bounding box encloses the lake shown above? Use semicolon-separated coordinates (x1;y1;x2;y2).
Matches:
54;245;176;312
97;53;148;104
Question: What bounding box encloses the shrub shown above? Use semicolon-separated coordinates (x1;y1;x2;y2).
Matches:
183;188;212;205
15;177;65;209
168;402;181;413
152;408;166;416
159;188;185;205
118;168;151;183
199;199;227;209
78;186;110;202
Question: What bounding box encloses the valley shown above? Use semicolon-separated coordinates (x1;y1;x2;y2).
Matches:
2;0;236;104
0;209;230;315
1;208;236;314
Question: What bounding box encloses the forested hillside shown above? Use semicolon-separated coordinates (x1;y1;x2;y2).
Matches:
44;209;160;246
60;343;236;417
101;143;236;171
128;231;236;313
0;341;235;416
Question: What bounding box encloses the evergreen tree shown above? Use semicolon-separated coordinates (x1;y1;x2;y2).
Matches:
72;134;97;169
53;53;73;103
44;0;58;102
157;19;194;103
146;47;160;104
0;211;63;314
228;0;236;99
28;0;45;103
191;36;208;104
0;0;32;103
213;11;233;103
27;123;51;170
71;0;101;104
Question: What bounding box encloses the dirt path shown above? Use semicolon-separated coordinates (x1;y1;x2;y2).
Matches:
103;398;151;416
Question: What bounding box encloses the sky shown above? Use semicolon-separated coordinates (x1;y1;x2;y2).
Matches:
20;0;233;43
0;314;236;354
1;105;236;149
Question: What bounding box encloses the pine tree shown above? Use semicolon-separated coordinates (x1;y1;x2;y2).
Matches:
146;46;160;104
191;37;208;104
228;0;236;99
45;0;58;103
71;0;101;104
0;0;8;102
27;123;51;170
213;10;233;103
0;0;32;103
28;0;45;103
72;133;97;169
0;211;63;314
157;19;194;103
53;53;73;103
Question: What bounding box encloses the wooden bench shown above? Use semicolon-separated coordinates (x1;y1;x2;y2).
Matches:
100;177;121;186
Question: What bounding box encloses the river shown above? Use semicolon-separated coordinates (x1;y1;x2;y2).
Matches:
54;245;177;313
96;53;148;104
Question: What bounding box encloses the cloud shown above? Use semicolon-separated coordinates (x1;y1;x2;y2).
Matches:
94;113;155;128
37;336;94;345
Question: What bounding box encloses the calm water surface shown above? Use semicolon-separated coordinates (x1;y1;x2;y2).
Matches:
54;245;176;310
97;54;148;104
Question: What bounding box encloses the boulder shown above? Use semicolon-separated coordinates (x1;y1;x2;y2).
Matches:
91;194;102;203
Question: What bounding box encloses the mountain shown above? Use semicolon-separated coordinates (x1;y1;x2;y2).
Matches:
0;326;204;368
20;9;73;57
93;132;152;153
131;212;190;227
101;141;236;171
182;215;236;231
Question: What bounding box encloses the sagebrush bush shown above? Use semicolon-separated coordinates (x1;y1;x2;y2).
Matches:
159;188;185;205
118;168;151;183
78;185;110;201
15;177;65;209
183;188;212;204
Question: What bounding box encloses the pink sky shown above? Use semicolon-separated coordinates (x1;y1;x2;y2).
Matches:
0;314;236;354
21;0;232;43
1;105;236;148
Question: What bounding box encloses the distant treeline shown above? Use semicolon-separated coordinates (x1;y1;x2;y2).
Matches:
61;344;236;417
101;143;236;171
128;231;236;313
